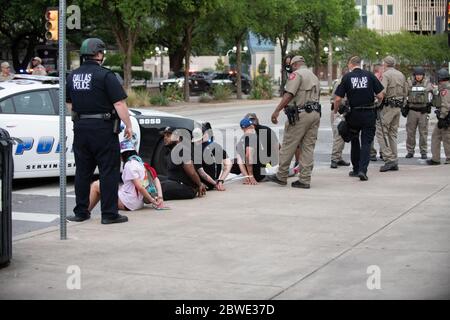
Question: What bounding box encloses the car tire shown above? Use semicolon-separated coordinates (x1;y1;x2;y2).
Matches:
152;139;168;176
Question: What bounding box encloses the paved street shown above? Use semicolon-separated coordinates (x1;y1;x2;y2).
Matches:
2;97;449;299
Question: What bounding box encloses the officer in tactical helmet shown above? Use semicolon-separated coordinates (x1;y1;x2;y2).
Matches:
405;67;433;160
427;68;450;165
66;38;134;224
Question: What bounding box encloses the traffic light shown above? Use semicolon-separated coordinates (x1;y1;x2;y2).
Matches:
45;8;58;41
447;0;450;31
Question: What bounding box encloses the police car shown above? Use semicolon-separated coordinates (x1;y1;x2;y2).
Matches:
0;75;197;179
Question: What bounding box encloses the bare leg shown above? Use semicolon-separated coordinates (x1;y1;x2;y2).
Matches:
118;197;128;211
88;180;101;212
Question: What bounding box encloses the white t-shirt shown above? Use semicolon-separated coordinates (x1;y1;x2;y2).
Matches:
118;159;146;211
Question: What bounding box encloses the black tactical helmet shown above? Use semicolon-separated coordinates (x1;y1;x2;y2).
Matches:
437;68;450;81
413;66;425;76
80;38;106;56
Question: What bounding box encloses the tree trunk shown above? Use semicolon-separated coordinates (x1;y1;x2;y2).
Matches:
279;32;289;97
313;30;321;76
183;24;193;102
123;47;132;91
169;46;184;73
236;38;242;100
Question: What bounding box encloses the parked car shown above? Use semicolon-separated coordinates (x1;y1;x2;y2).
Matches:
0;75;199;178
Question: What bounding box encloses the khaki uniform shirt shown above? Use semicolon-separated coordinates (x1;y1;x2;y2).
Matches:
438;82;450;119
382;67;408;99
285;66;320;106
331;78;347;104
0;73;14;81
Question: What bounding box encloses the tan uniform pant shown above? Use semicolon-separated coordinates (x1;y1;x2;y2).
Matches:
330;113;345;162
277;111;320;184
376;107;400;163
431;124;450;162
406;109;429;155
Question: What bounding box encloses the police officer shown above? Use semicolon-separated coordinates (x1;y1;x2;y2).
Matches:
334;56;384;181
378;56;408;172
268;55;321;189
66;38;133;224
405;66;433;159
427;68;450;165
330;68;350;169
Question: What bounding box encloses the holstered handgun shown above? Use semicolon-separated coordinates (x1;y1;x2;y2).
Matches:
111;109;121;134
284;104;298;126
71;111;79;122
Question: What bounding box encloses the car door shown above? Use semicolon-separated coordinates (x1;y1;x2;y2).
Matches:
0;89;75;178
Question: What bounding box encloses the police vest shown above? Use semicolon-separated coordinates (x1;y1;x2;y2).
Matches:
408;81;428;105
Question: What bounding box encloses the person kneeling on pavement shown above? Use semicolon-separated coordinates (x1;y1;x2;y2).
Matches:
159;126;207;200
88;138;165;212
192;124;232;191
230;118;265;185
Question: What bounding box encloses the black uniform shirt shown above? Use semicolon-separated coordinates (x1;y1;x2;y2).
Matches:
167;147;195;188
66;60;127;114
194;141;229;189
335;68;384;108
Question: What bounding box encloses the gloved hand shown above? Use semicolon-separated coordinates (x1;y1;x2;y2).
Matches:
401;105;409;118
437;118;447;129
426;102;433;114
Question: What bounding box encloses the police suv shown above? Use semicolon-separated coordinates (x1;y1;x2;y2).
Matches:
0;75;197;179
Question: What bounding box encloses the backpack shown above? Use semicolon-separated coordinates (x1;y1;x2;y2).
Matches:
127;155;158;198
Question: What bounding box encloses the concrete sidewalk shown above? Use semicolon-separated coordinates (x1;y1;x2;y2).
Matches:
0;163;449;299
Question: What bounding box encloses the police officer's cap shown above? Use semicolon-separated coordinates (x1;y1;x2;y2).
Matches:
290;56;305;65
383;56;396;67
80;38;106;56
437;68;450;81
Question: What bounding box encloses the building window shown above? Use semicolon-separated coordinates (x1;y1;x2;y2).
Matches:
387;5;393;15
362;5;367;15
377;5;383;15
430;0;434;7
414;11;418;25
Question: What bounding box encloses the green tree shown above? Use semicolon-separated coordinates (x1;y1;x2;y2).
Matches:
0;0;57;71
253;0;303;94
80;0;166;90
340;28;382;64
215;57;226;72
258;57;267;74
298;0;358;74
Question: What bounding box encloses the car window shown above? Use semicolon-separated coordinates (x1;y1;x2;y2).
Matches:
12;90;55;115
0;98;14;113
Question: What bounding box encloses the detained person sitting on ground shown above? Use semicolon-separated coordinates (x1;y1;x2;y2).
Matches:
88;138;165;212
230;118;265;185
159;126;207;200
245;112;280;167
192;126;232;191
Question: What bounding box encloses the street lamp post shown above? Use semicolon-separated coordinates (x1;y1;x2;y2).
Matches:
324;43;333;89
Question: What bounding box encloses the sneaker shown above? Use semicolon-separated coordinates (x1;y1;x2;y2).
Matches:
101;214;128;225
426;159;441;166
405;153;414;159
330;161;338;169
291;181;310;189
266;174;287;186
421;154;427;160
380;162;399;172
66;214;90;222
337;159;350;166
349;171;359;177
358;172;368;181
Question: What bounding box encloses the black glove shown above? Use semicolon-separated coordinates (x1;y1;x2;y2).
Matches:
401;105;409;118
438;118;447;129
426;103;433;114
330;102;334;111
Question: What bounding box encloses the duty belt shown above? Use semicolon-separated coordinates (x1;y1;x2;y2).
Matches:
72;111;116;121
352;103;376;110
297;102;321;114
386;97;404;108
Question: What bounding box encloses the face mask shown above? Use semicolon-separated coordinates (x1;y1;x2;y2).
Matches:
284;65;293;74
